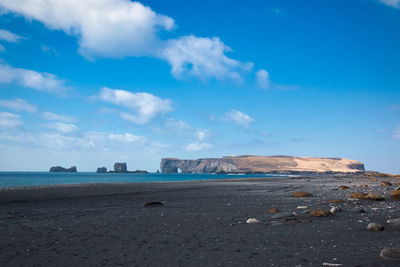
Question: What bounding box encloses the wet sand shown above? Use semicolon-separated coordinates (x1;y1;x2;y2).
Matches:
0;175;399;266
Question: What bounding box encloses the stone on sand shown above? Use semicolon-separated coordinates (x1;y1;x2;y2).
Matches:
387;218;400;229
381;181;392;186
364;194;385;201
268;208;279;213
367;223;384;231
246;218;261;224
292;192;312;197
350;193;368;199
329;199;343;204
391;190;400;200
311;209;331;217
330;207;341;214
338;186;349;190
380;248;400;261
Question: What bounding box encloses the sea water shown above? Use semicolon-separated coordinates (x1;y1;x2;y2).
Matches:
0;172;282;189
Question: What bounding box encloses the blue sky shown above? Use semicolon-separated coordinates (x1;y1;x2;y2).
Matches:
0;0;399;172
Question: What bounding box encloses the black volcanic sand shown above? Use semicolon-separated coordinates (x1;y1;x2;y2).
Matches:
0;175;400;266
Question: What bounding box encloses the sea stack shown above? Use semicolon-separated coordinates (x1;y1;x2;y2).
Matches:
49;166;77;172
114;162;127;173
96;167;107;173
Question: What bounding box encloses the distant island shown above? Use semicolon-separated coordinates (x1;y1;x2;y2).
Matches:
160;155;365;174
49;166;77;172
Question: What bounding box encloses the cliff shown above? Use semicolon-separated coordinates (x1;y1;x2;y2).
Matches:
49;166;77;172
160;155;365;174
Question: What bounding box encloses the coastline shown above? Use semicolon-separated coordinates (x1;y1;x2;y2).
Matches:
1;175;399;266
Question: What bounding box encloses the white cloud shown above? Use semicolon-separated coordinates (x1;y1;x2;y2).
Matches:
185;142;211;151
109;133;143;143
225;109;255;128
256;69;270;89
196;129;210;141
0;29;23;43
0;98;37;113
379;0;400;8
164;118;190;131
99;87;172;124
0;44;4;52
162;35;253;80
42;112;76;123
0;0;174;59
45;122;78;134
0;63;69;94
0;1;254;82
0;111;21;128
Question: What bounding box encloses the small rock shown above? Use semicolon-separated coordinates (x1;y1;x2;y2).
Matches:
367;223;384;231
292;191;312;197
322;263;343;266
391;190;400;200
380;248;400;261
387;218;400;229
329;199;343;204
246;218;260;224
297;206;308;209
144;201;164;207
364;194;385;201
353;207;366;213
268;208;279;213
330;207;341;213
395;186;400;190
381;181;392;186
360;184;369;187
338;186;349;190
303;209;311;214
350;193;368;199
311;209;331;217
271;212;296;220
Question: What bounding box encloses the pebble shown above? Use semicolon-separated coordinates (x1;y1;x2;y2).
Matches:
330;207;341;214
380;248;400;261
292;192;312;197
364;194;385;201
322;263;343;266
246;218;261;224
381;181;392;186
268;208;279;213
387;218;400;229
353;207;365;213
338;186;349;190
311;209;331;217
297;206;308;209
367;223;384;231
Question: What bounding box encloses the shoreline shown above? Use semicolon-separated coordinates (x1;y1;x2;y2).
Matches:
1;175;399;266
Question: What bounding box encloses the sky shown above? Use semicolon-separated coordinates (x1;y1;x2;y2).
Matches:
0;0;399;173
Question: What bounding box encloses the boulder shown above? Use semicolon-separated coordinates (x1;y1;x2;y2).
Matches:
96;167;107;173
49;166;77;172
367;223;384;231
380;248;400;261
114;162;127;173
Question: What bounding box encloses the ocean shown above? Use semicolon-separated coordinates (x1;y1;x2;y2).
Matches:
0;172;282;189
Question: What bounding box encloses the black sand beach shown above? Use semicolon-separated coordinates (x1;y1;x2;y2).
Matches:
1;175;400;266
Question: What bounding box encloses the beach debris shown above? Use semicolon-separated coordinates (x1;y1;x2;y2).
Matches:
367;223;384;231
322;263;342;267
380;248;400;261
144;201;164;207
381;181;392;186
292;191;312;197
268;208;279;213
297;205;308;209
350;193;368;199
311;209;331;217
364;194;385;201
338;186;349;190
330;207;341;214
329;199;343;204
284;218;311;224
246;218;261;224
391;190;400;200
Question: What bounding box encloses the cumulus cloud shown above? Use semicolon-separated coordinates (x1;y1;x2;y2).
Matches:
109;133;143;143
225;109;255;128
0;1;254;82
45;122;78;134
162;35;253;80
0;0;174;59
0;29;23;43
99;87;172;124
42;112;76;123
379;0;400;8
0;98;37;113
256;69;270;89
0;111;22;128
0;63;69;94
185;142;211;151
